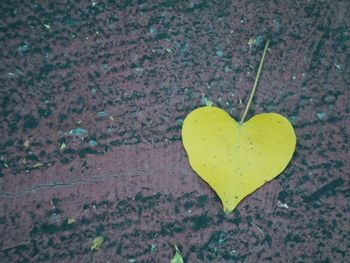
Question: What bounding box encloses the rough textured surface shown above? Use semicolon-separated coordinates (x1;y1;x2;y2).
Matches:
0;0;349;262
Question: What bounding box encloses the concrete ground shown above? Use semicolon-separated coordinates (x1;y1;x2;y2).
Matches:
0;1;349;262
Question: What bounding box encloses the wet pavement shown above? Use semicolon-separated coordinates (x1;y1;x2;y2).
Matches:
0;1;349;262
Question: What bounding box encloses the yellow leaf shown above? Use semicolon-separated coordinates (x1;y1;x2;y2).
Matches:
91;236;104;250
23;139;30;148
170;246;183;263
182;106;296;213
67;218;76;224
60;142;67;150
32;162;44;169
248;38;255;48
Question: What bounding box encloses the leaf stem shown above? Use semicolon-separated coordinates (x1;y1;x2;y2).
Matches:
239;39;270;124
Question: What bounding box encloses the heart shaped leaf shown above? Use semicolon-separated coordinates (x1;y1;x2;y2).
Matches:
181;39;296;213
182;106;296;213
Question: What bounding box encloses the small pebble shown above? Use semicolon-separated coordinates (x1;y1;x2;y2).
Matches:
216;50;224;57
316;112;326;120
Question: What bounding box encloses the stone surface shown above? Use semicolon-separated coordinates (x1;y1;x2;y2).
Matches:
0;0;349;262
